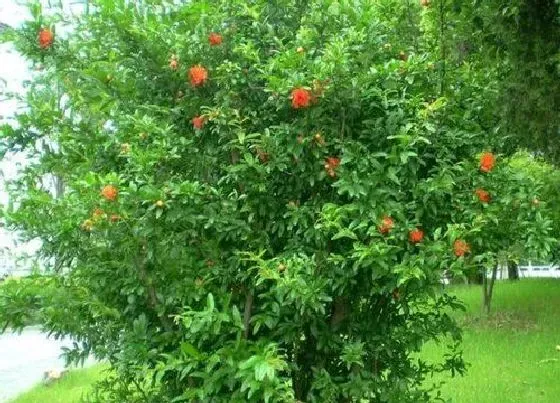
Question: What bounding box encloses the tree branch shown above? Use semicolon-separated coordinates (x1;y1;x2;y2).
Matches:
487;265;498;313
330;296;349;329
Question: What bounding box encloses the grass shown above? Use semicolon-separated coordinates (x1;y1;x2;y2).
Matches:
11;365;106;403
10;280;560;402
422;279;560;403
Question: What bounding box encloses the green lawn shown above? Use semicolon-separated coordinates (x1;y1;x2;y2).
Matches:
11;365;106;403
422;279;560;403
11;279;560;402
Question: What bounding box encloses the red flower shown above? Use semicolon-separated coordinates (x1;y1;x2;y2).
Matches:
208;32;223;46
378;216;394;235
38;28;54;49
192;116;205;130
189;65;208;87
453;239;470;257
409;229;424;244
101;185;118;202
291;88;312;109
475;188;491;203
324;156;341;177
479;152;496;173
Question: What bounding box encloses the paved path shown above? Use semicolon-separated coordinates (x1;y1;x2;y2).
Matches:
0;328;91;402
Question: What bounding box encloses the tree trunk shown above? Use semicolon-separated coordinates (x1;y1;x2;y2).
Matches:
482;265;498;315
507;261;519;280
293;328;315;401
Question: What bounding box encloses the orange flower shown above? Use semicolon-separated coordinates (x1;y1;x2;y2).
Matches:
392;288;400;301
101;185;118;202
208;32;223;46
291;88;312;109
409;228;424;244
324;156;341;177
110;214;120;222
169;56;179;71
188;65;208;87
453;239;470;257
475;189;491;203
378;216;394;235
192;116;205;130
38;28;54;49
479;152;496;173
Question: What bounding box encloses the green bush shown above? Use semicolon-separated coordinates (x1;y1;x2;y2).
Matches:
0;1;555;401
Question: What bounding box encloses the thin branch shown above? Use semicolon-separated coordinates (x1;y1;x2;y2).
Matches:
481;266;488;314
131;377;150;401
340;107;346;140
136;239;173;333
243;290;253;339
439;0;447;96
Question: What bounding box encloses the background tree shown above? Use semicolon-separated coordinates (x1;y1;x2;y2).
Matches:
0;1;556;402
437;0;560;161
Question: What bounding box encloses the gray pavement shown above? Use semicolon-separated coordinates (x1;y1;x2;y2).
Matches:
0;328;92;402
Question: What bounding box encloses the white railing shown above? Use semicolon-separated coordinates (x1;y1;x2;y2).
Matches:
491;263;560;279
518;263;560;279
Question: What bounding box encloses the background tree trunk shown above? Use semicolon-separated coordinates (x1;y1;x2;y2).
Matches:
508;261;519;280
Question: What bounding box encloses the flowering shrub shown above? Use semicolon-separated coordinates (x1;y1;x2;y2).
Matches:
0;1;555;402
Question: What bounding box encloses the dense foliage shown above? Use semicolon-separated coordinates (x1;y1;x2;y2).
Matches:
445;0;560;161
0;1;556;402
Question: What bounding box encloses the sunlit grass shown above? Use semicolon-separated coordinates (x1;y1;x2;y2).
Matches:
422;279;560;403
11;365;107;403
